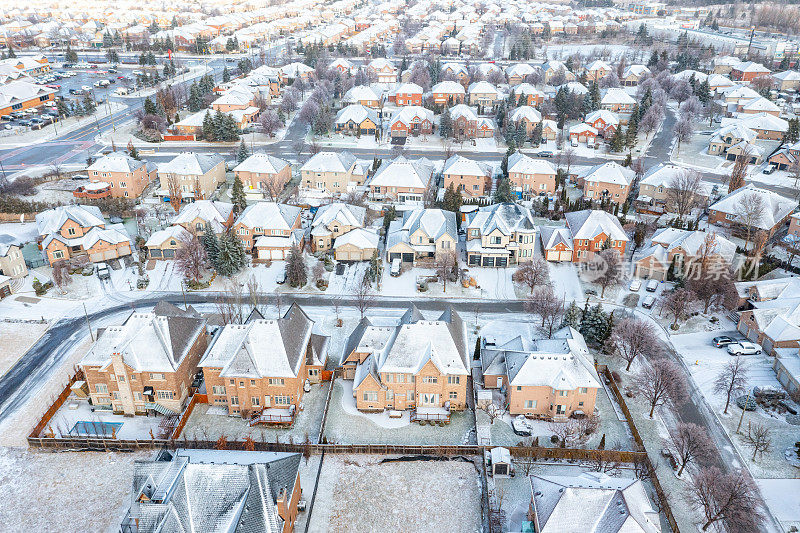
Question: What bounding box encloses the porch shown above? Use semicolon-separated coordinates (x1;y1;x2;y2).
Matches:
249;405;296;427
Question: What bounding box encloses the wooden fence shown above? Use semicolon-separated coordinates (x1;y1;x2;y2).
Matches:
170;393;207;440
29;368;84;439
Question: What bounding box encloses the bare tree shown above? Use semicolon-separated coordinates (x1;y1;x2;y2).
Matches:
513;257;550;294
662;288;696;329
743;421;772;462
165;174;183;213
690;467;763;532
606;317;659;371
673;116;693;151
562;147;575;175
666;422;715;477
634;359;688;418
548;418;578;447
352;275;374;318
666;169;702;222
216;281;245;325
435;250;459;293
525;286;565;338
51;259;72;293
423;177;438;208
258;109;282;137
259;174;285;201
639;105;663;138
589;248;623;297
479;401;506;425
246;275;261;315
736;192;765;252
175;232;206;283
728;147;751;193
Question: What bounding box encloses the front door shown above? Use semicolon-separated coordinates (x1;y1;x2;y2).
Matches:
264;396;271;408
556;404;566;415
497;377;502;388
421;393;440;407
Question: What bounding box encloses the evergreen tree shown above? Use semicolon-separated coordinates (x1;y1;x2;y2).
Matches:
785;117;800;144
286;245;307;287
143;97;158;115
504;121;517;145
65;45;78;63
231;175;247;215
610;127;626;152
494;176;514;203
442;183;463;227
82;94;96;114
201;111;215;141
222;66;230;83
215;231;248;277
56;99;71;118
236;140;249;163
562;301;582;329
589;82;601;111
188;83;202;112
127;140;139;160
531;122;543;147
201;223;221;268
647;50;659;68
514;122;527;146
579;303;610;346
439;107;453;139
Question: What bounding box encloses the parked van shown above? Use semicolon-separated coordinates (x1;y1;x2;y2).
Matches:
645;279;659;292
390;257;402;277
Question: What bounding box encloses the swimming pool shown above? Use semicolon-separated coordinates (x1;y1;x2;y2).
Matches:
68;420;123;438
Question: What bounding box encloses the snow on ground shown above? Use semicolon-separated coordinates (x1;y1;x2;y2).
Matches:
306;454;482;533
0;222;39;244
0;321;48;377
323;380;476;445
547;261;585;303
182;382;329;443
673;329;800;479
46;398;170;440
0;446;149;533
755;478;800;533
469;267;515;299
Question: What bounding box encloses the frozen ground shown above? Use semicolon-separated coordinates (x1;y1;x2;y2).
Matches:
0;222;39;244
323;380;476;445
672;329;800;479
46;397;171;440
547;261;585;303
182;382;329;443
0;447;149;533
306;454;482;533
0;321;48;377
755;478;800;533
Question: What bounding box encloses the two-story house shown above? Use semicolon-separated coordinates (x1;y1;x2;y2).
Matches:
157;152;226;202
36;204;132;265
200;304;329;419
442;155;493;198
300;151;367;195
708;184;797;239
386;208;457;264
334;104;379;136
634;228;737;281
465;203;537;267
80;302;207;416
600;88;636;113
450;104;495;140
343;306;469;416
310;202;367;252
172;200;234;236
579;162;634;204
541;209;628;262
389;106;435;140
507;152;558;198
511;84;546;107
467;81;501;110
342;84;382;107
636;164;711;216
482;325;601;418
233;152;292;196
367;156;434;203
430;80;466;106
391;82;424;106
0;243;27;279
86;153;157;199
233;201;303;259
509;106;542;139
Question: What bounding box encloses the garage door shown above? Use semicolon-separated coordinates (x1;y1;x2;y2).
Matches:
468;255;480;266
746;328;758;342
163;249;175;259
103;250;117;260
402;253;414;263
496;257;508;268
258;249;270;260
89;252;103;263
762;338;773;354
482;257;495;267
737;321;748;335
389;253;401;262
560;251;572;261
270;249;284;260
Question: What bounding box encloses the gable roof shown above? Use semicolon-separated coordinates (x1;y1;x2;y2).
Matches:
507;152;556;175
466;203;536;236
300;151;356;173
172;200;234;233
233;153;290;175
311;203;367;231
368;156;434;189
709;184;797;230
235;202;301;230
36;204;105;236
579;162;634;186
88;152;152;174
565;209;628;242
158;152;224;176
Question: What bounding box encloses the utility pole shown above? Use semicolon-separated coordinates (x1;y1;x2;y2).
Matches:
83;303;94;341
747;25;755;61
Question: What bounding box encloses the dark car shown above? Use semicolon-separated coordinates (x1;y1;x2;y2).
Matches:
335;263;345;275
712;336;736;348
537;150;553;158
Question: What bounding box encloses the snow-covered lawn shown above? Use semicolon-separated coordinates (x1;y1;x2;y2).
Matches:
182;382;330;443
0;222;39;244
0;321;48;377
547;261;585;303
306;454;482;533
0;447;149;533
323;380;476;445
671;329;800;479
46;397;171;440
755;478;800;533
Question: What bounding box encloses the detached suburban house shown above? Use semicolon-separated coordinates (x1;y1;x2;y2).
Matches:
145;226;192;260
430;80;465;105
36;204;132;265
200;304;329;420
172;200;234;236
578;162;634;204
0;243;27;280
600;87;636;113
310;202;367;252
367;156;434;202
85;153;157;199
300;151;366;195
634;228;736;281
708;184;796;238
342;306;469;418
465;203;537;267
386;208;457;264
233;153;292;195
636;163;711;216
333;228;380;261
507;152;557;197
542;209;628;262
80;302;207;416
233;202;303;259
157;152;226;202
334;104;379;136
442;155;493;198
481;326;600;419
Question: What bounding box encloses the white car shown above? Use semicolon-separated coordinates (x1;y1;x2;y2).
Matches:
727;342;762;356
629;279;642;292
642;295;656;309
645;279;659;292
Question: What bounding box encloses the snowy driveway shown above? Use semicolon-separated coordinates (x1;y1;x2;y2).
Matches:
547;262;585;304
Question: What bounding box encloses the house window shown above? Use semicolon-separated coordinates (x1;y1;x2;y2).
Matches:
250;379;256;386
95;384;108;393
579;387;588;394
386;373;394;383
363;391;378;402
67;227;76;236
407;390;414;400
230;396;239;405
229;379;235;385
386;389;394;400
525;400;537;409
118;375;125;383
275;395;291;405
212;385;226;395
448;376;460;384
449;391;458;399
135;392;142;401
130;374;136;381
156;390;174;400
150;373;165;380
491;236;501;244
422;376;438;384
579;401;584;407
53;250;64;259
268;378;285;386
251;397;260;407
558;390;568;397
112;392;119;400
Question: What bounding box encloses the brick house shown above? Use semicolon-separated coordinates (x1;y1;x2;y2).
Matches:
585;60;612;82
730;61;771;82
334;104;379;136
511;84;545;107
86;153;157;199
80;303;207;416
634;228;736;281
509;106;542;138
569;123;598;144
465;203;537;267
450;104;495;140
467;81;501;110
157;152;226;202
300;151;367;195
386;208;457;263
636;163;712;216
505;64;536;86
0;243;27;279
442;155;493;198
507;152;557;197
233;201;303;259
430;80;465;106
621;64;650;86
172;200;234;236
600;88;636;113
367;58;398;83
389;106;434;140
367;156;435;203
578;162;634;204
391;82;424;106
36;204;132;265
481;326;600;418
708;184;797;238
342;85;381;107
584;109;619;138
233;153;292;195
542;209;628;262
342;307;469;415
144;226;192;260
310;202;367;252
200;304;329;419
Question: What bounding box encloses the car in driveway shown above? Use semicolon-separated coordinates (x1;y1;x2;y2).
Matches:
712;336;737;348
276;269;286;284
537;150;553;158
335;263;345;275
645;279;659;292
727;342;762;355
642;295;656;309
629;279;642;292
96;263;110;280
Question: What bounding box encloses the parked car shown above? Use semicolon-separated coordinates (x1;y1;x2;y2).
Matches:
712;336;736;348
276;269;286;284
537;150;553;158
391;257;402;277
335;263;345;275
642;295;656;309
727;342;762;355
96;263;110;280
629;279;642;292
645;279;659;292
763;165;776;175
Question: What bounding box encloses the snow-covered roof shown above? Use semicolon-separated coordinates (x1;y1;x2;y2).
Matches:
88;152;153;174
335;104;379;126
510;105;542;124
579;162;634;187
386;208;457;252
621;64;650;79
649;228;736;264
342;84;380;103
80;310;206;373
145;226;191;248
199;304;322;379
235;201;300;231
540;226;573;251
233;153;290;175
36;204;104;236
601;87;635;105
311;202;366;231
466;202;536;236
389;105;434;127
431;80;465;94
368;156;434;190
565;209;628;242
442;155;491;177
709;184;797;231
301;151;356;173
395;82;424;95
507;152;556;175
585;109;619;126
158;152;224;176
332;227;379;250
172;200;233;234
467;80;500;96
